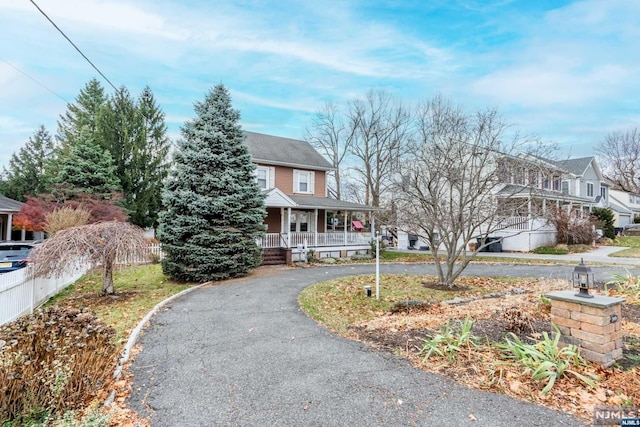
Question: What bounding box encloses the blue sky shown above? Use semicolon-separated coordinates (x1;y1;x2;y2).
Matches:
1;0;638;170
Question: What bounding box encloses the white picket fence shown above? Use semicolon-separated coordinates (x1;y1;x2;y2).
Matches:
0;245;166;327
0;261;89;327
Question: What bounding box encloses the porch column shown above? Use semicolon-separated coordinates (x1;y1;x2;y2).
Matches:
344;211;348;245
528;198;533;229
313;209;318;247
371;215;376;239
286;207;292;248
6;214;12;241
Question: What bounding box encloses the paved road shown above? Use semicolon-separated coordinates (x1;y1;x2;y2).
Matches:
128;262;638;426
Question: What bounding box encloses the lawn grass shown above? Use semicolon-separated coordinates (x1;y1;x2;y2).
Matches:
298;274;507;335
45;264;194;342
609;236;640;258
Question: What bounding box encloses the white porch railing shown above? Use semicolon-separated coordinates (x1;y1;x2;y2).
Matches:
499;216;530;230
259;232;371;248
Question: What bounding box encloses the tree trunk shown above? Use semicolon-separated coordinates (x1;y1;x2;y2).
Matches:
102;257;115;295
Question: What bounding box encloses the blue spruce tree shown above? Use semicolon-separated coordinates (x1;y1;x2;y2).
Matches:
158;85;266;282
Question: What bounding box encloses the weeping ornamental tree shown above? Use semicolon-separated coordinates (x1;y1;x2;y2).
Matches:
158;85;266;282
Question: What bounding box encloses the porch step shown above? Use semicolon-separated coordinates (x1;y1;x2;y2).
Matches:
261;248;287;265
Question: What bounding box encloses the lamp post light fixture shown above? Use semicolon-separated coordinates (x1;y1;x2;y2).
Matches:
572;258;595;298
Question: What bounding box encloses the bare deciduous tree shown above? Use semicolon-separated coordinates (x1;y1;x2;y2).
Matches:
348;89;412;209
394;96;524;287
596;128;640;193
29;221;148;294
305;102;357;200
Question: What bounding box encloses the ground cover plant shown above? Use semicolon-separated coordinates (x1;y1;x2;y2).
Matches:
299;274;640;422
1;264;194;426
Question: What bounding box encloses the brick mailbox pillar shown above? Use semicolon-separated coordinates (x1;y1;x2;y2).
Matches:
545;290;625;367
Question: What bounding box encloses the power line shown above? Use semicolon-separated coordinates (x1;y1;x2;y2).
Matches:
28;0;118;91
1;58;68;103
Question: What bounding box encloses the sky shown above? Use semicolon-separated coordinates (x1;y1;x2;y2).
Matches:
1;0;639;170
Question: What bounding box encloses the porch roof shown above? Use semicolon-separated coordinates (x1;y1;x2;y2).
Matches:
496;184;593;204
287;194;374;211
0;194;23;213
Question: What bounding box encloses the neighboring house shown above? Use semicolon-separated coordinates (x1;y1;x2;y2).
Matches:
244;132;374;263
550;156;610;207
0;194;23;241
489;154;597;251
609;188;640;228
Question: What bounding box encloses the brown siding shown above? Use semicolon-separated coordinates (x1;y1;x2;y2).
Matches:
274;166;293;194
265;208;282;233
272;166;327;196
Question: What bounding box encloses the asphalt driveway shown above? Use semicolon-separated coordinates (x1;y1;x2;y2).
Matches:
127;263;637;426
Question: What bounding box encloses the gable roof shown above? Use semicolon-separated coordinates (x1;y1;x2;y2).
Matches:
0;194;23;213
244;131;333;171
551;156;595;177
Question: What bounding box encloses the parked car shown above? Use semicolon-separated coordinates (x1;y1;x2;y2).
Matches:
0;242;36;273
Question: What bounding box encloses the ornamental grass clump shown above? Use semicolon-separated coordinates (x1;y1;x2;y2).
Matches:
0;306;118;423
418;318;479;362
497;325;599;395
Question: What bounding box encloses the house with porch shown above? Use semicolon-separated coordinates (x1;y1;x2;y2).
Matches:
0;194;23;241
244;132;374;263
479;154;599;252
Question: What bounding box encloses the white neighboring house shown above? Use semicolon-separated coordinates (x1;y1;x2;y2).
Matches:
0;194;23;241
489;154;598;252
608;189;640;228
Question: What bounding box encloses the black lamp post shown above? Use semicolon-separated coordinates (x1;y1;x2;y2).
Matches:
572;258;595;298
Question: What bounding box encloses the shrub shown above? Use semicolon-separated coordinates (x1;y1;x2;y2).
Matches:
0;306;118;423
591;207;616;239
369;237;388;258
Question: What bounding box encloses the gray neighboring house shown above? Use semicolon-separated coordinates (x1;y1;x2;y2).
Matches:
0;194;23;241
550;156;610;206
244;131;374;263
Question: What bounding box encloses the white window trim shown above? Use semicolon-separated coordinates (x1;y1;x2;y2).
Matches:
255;165;274;190
587;182;594;197
293;169;315;195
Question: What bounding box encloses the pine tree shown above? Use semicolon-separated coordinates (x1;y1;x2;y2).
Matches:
158;84;266;282
134;86;171;228
56;78;107;148
53;126;121;200
2;125;55;201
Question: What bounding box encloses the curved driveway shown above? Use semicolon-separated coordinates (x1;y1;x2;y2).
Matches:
128;263;637;426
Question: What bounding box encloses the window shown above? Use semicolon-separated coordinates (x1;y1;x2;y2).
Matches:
254;166;272;190
561;181;569;194
587;183;594;197
553;177;561;191
600;186;606;199
294;170;314;194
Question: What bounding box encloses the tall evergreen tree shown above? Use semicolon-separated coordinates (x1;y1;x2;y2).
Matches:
158;84;266;282
2;125;55;201
53;126;121;200
97;86;170;228
134;86;171;227
56;78;107;149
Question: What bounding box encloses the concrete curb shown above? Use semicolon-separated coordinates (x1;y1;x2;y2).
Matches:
104;281;210;407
